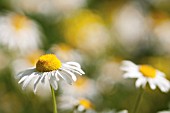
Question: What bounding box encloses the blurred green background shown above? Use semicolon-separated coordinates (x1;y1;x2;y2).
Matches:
0;0;170;113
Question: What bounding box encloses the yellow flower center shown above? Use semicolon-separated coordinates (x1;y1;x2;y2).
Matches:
139;65;156;78
11;15;27;31
79;99;93;109
36;54;62;72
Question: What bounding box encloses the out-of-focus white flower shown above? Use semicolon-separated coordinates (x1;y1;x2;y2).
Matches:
58;96;95;113
53;0;87;15
157;110;170;113
0;13;42;54
64;10;110;55
117;110;128;113
60;76;98;99
50;43;83;63
10;0;86;15
121;60;170;93
0;50;10;70
17;54;85;93
113;2;148;52
97;59;123;93
153;19;170;53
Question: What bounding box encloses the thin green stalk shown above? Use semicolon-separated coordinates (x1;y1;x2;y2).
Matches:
50;85;57;113
132;88;145;113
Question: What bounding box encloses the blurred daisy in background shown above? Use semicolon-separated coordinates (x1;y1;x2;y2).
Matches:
0;50;10;71
53;0;87;16
157;110;170;113
97;58;124;93
60;76;98;99
150;12;170;53
50;43;84;63
121;60;170;93
17;54;85;93
58;96;95;113
63;10;110;56
113;2;149;53
10;0;87;16
0;13;42;54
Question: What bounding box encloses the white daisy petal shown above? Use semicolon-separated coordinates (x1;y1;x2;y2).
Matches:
157;71;166;77
18;75;29;84
66;62;81;68
63;64;85;74
54;72;60;81
49;75;58;90
148;79;156;90
121;60;138;71
33;75;42;93
135;77;146;88
57;71;73;84
65;68;83;75
156;77;170;92
17;68;36;78
22;73;36;90
61;68;77;81
40;73;46;84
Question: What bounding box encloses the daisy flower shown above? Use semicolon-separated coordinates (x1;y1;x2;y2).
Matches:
58;96;95;113
0;13;42;54
63;10;110;56
121;60;170;93
157;110;170;113
17;54;85;93
11;0;87;16
60;76;98;99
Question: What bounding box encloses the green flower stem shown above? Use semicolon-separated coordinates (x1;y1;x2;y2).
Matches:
50;85;57;113
132;88;145;113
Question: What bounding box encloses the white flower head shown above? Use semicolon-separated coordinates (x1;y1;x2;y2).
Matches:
157;110;170;113
121;60;170;93
60;76;98;99
17;54;85;93
58;96;94;112
0;13;42;54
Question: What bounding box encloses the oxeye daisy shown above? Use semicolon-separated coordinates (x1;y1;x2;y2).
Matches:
121;60;170;93
60;76;98;99
121;60;170;113
17;54;85;93
0;13;42;54
157;110;170;113
17;54;85;113
58;96;95;113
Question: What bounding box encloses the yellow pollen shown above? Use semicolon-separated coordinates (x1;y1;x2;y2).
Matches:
139;65;156;78
79;99;93;109
12;15;27;31
36;54;61;72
